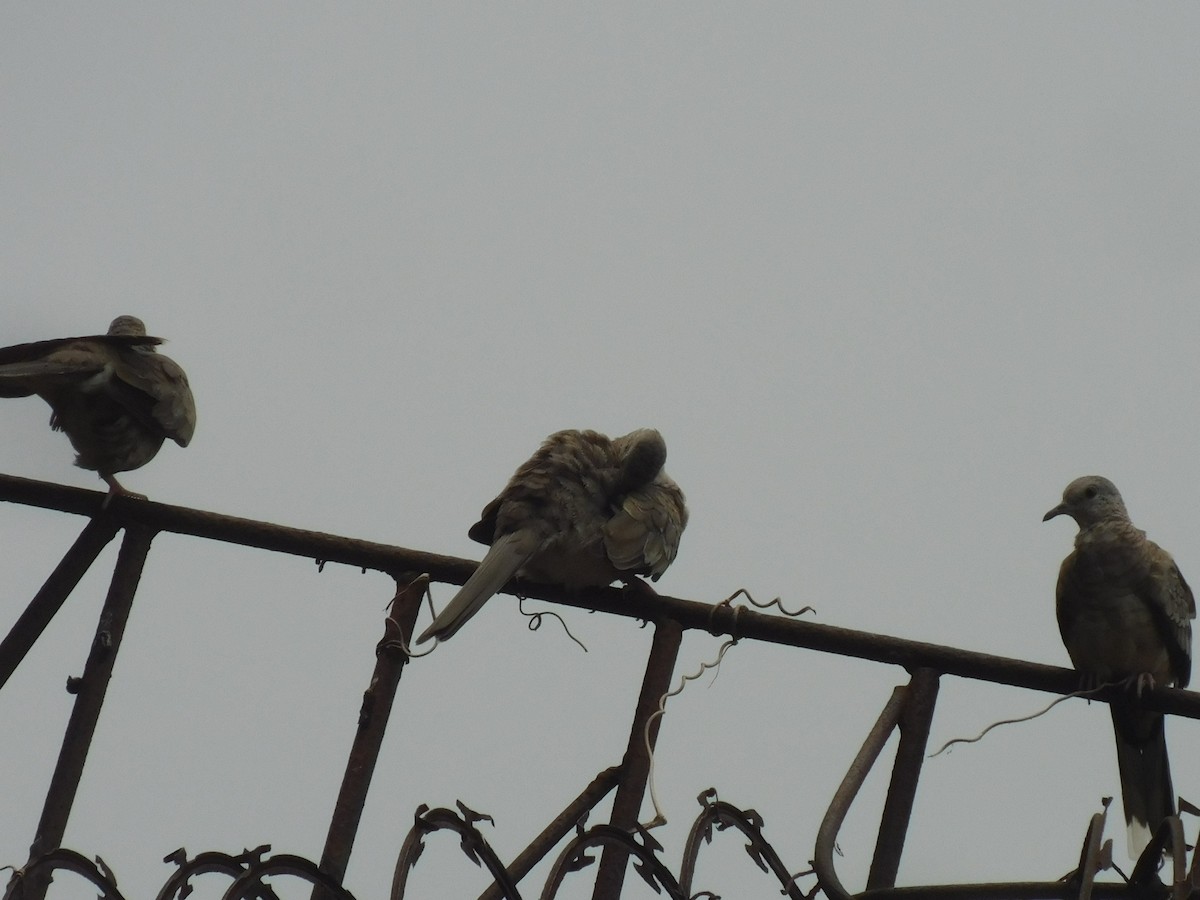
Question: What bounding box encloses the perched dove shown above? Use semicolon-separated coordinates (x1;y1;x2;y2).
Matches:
0;316;195;500
417;428;687;643
1044;476;1194;860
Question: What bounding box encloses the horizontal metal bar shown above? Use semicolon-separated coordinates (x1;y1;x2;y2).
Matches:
4;472;1199;720
0;473;470;582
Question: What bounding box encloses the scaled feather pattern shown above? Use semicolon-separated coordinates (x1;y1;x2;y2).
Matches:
418;428;687;643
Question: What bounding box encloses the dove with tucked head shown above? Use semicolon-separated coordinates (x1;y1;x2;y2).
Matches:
418;428;687;643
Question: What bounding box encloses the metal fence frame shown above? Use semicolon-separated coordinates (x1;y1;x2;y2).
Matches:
2;472;1197;900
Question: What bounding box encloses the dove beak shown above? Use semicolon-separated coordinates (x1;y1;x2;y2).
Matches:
1042;503;1067;522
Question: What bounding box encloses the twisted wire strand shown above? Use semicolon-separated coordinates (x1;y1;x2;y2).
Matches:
380;574;439;658
929;679;1132;757
641;638;739;829
641;588;816;827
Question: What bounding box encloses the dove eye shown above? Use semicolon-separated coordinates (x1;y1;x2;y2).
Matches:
1084;485;1099;500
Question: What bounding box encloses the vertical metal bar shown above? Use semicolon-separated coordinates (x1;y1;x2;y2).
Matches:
311;574;425;900
477;766;621;900
0;517;121;691
867;667;941;890
590;618;683;900
23;525;155;900
813;685;908;900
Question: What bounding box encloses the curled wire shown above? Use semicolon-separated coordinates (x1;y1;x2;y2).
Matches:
929;679;1131;757
640;587;813;829
391;580;592;656
378;574;439;659
708;588;814;642
518;597;589;652
718;587;815;619
641;638;740;829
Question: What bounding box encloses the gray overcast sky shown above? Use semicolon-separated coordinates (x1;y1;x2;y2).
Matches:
3;4;1200;898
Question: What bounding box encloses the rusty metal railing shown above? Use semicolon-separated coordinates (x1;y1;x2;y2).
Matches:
2;471;1198;899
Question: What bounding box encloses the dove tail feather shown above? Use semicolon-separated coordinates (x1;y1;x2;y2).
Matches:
416;532;534;643
1110;704;1176;861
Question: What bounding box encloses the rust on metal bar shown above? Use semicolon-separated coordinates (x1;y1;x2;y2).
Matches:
0;515;121;691
312;575;427;900
591;618;683;900
868;667;942;890
23;525;155;900
476;765;621;900
814;684;909;900
0;473;470;584
4;473;1199;721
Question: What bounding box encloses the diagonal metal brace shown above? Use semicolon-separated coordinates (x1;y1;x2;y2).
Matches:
22;526;155;900
0;516;121;691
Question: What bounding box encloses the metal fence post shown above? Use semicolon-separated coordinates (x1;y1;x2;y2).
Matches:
312;574;426;900
867;667;941;890
591;618;683;900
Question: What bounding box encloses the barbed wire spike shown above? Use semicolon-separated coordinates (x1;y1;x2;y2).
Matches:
456;800;495;828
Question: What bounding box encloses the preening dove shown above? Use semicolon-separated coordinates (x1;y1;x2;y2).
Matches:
1044;476;1194;860
417;428;687;643
0;316;195;500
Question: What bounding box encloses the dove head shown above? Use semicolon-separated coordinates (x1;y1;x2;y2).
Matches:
108;316;147;336
1043;475;1130;528
615;428;668;490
